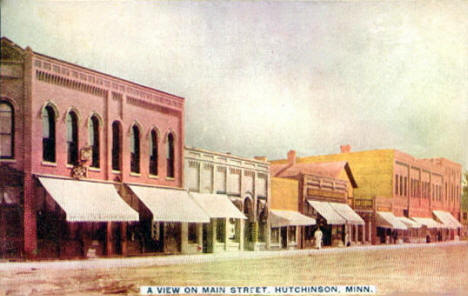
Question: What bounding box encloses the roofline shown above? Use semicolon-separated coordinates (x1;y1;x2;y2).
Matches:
1;36;184;101
185;146;270;165
32;51;185;102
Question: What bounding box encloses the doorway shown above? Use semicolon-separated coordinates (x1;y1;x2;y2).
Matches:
281;227;287;248
0;205;23;258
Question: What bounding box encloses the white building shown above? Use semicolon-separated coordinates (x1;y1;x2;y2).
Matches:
184;147;271;252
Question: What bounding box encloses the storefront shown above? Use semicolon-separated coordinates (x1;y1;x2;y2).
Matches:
375;211;407;244
189;193;246;253
410;217;444;243
328;202;365;246
269;209;316;249
432;210;463;240
397;216;423;243
127;185;209;254
36;177;139;258
306;200;347;247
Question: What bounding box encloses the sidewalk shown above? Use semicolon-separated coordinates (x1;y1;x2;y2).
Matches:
1;240;466;272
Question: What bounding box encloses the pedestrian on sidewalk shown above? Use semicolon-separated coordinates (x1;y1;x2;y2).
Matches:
314;227;323;249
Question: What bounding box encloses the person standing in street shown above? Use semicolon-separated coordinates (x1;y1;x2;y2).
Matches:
314;227;323;249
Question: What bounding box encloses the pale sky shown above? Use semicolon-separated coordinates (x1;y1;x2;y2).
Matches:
2;0;467;169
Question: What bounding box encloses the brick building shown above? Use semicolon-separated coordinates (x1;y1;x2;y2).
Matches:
184;147;270;252
271;146;463;244
0;37;209;259
270;150;364;249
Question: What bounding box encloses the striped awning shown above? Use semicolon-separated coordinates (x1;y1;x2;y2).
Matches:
411;217;443;229
397;216;422;228
129;185;210;223
376;212;407;230
190;193;246;219
39;177;139;222
307;200;346;225
433;210;463;229
329;202;365;225
270;210;316;227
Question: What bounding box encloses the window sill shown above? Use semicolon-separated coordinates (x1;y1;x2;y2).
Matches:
130;172;141;177
166;177;175;181
149;174;159;179
88;167;101;172
112;170;121;174
66;164;74;168
0;158;16;163
41;161;57;167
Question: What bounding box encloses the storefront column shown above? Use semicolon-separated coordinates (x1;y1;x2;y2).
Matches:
120;222;127;256
196;223;203;248
265;220;271;249
23;175;37;258
106;222;113;256
370;216;376;245
239;219;244;250
252;221;259;251
224;218;229;251
207;218;216;253
181;222;188;254
361;225;365;244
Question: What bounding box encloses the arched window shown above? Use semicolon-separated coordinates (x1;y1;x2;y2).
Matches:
66;111;79;165
0;101;14;159
42;105;56;162
89;116;100;168
111;121;121;171
130;125;140;173
166;133;175;178
149;129;158;175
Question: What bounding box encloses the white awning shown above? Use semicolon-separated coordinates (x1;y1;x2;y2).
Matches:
129;185;209;223
410;217;443;229
189;193;246;219
307;200;346;225
38;177;139;222
376;212;407;230
433;210;463;229
329;202;365;225
397;216;422;228
270;210;316;227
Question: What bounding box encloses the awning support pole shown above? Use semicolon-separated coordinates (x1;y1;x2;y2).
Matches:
106;222;113;256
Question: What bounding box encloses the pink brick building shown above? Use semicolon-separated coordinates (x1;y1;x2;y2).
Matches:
0;37;208;259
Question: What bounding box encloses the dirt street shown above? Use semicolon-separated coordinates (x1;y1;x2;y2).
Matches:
1;243;467;296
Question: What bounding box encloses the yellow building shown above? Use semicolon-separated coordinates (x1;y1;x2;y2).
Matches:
271;146;463;244
269;177;316;249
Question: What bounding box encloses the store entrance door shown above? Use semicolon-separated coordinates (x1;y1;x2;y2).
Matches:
0;205;23;258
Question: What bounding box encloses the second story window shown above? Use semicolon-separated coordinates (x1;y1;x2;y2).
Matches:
0;101;14;159
42;105;56;162
112;121;121;171
166;133;175;178
130;125;140;174
149;129;158;175
66;111;79;165
89;115;100;168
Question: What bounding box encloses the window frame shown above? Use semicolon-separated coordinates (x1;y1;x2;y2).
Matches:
111;121;122;171
66;111;79;166
0;101;14;159
166;132;175;178
89;115;100;168
130;124;141;174
149;129;158;176
42;105;56;163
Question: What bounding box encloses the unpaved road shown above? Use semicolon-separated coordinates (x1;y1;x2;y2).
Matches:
1;242;467;295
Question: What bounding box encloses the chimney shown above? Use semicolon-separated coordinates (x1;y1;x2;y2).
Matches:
340;145;351;153
287;150;296;165
254;156;267;162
